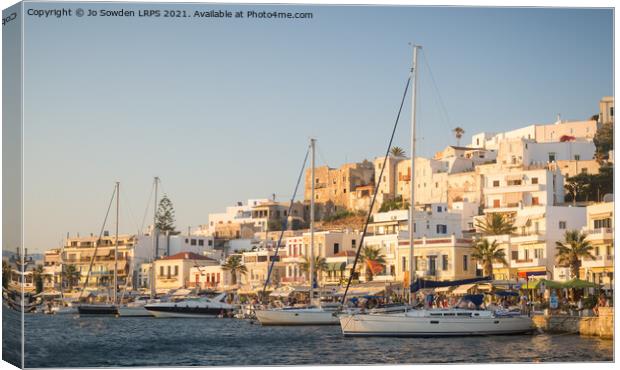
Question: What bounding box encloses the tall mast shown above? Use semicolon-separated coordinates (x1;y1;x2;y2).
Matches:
113;181;120;305
309;138;316;303
408;45;421;306
150;177;159;299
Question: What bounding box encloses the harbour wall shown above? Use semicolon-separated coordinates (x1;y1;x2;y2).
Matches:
532;307;613;339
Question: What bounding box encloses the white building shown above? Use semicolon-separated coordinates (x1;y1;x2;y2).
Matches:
477;205;587;280
134;234;216;261
199;198;269;236
496;138;595;167
482;167;564;211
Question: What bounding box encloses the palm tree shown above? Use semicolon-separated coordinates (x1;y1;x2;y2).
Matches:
221;255;247;285
453;127;465;146
390;146;406;157
475;213;516;236
471;238;508;278
556;230;595;280
63;264;80;290
32;265;45;294
359;245;386;282
300;256;328;286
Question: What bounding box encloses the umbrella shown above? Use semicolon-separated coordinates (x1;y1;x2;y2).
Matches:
562;278;598;289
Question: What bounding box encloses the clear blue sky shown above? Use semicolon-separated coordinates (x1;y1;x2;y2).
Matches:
14;3;613;252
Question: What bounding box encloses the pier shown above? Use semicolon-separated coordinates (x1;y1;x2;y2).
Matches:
532;307;613;339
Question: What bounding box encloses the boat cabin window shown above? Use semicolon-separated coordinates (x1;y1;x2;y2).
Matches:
457;312;471;317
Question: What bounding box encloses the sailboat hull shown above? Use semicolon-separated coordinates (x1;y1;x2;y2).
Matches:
77;304;118;316
117;306;153;317
255;308;339;326
339;311;534;337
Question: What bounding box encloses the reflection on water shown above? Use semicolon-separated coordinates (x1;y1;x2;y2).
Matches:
17;311;613;368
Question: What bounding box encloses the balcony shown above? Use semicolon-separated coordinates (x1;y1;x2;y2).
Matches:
581;255;614;268
484;184;543;195
511;234;546;244
584;228;614;242
282;276;306;283
511;257;547;268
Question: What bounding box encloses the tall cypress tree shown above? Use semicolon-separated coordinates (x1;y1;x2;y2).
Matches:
155;194;179;234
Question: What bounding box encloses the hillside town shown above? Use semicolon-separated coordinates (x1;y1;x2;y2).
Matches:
4;97;614;318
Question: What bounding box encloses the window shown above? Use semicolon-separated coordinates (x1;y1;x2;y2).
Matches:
428;257;436;275
493;199;501;208
534;249;544;259
548;152;556;162
531;177;538;184
436;224;447;234
198;239;204;246
559;221;566;229
595;247;600;256
437;206;442;213
532;197;540;206
463;255;468;271
167;266;171;278
611;107;614;117
160;266;164;276
414;257;419;271
402;256;407;272
606;245;611;255
174;266;179;276
524;250;529;260
581;168;588;174
185;239;189;243
594;218;611;229
442;255;448;271
493;180;500;187
507;179;522;186
574;155;580;161
191;239;197;246
333;243;339;254
208;240;213;246
511;251;518;260
352;239;356;248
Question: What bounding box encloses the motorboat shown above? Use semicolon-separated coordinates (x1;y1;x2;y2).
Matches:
339;307;534;337
255;305;340;326
144;293;234;318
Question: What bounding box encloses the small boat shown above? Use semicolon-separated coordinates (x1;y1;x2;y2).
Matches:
339;307;534;337
77;303;119;316
255;306;339;326
144;293;234;318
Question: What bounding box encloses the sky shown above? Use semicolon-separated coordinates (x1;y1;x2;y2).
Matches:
7;3;614;252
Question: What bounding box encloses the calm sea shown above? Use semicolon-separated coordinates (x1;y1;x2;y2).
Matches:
3;308;613;367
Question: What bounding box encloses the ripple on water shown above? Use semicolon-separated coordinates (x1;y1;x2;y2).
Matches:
17;312;613;367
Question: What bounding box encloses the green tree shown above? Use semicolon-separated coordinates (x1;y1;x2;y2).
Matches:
221;255;247;285
379;196;409;212
453;127;465;146
32;265;45;294
155;194;179;234
555;230;595;280
471;238;508;278
359;245;386;282
590;165;613;202
64;264;80;290
300;255;328;286
593;122;613;161
3;260;12;289
390;146;406;157
564;173;592;205
475;213;516;235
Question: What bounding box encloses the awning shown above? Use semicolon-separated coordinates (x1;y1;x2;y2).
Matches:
453;283;477;295
476;283;493;292
434;286;453;293
513;217;530;228
336;283;386;297
96;249;110;257
326;262;346;271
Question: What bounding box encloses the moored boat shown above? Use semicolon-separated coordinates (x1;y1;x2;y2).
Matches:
144;293;233;318
255;306;339;326
339;307;534;337
77;303;119;316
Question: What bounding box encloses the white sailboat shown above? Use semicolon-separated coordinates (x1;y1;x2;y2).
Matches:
339;45;534;336
255;139;339;326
